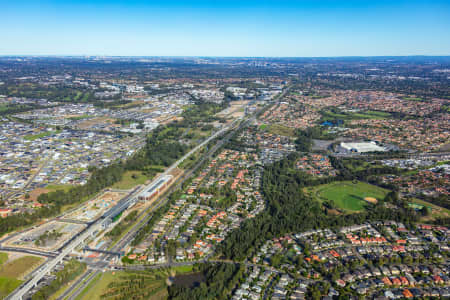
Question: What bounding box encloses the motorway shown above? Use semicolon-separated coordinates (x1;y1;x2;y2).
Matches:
56;114;255;300
165;116;243;175
62;270;99;300
7;113;249;300
7;216;110;300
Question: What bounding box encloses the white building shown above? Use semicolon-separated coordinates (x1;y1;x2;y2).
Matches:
339;141;386;153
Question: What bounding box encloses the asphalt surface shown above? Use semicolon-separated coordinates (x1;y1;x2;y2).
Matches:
56;269;94;300
56;115;254;300
8;114;251;300
0;246;58;258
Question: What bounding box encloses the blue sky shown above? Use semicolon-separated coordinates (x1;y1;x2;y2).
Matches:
1;0;449;56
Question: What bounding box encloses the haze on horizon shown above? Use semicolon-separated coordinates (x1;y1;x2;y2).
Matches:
1;0;450;57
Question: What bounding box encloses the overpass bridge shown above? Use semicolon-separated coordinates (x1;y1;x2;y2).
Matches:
82;247;123;258
0;246;59;258
57;218;90;225
7;115;248;300
6;218;108;300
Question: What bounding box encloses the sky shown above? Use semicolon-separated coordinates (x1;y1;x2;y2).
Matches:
1;0;450;57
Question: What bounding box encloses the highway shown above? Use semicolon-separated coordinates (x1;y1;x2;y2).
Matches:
164;116;242;175
8;217;108;300
54;114;254;300
7;114;247;300
109;114;251;254
6;189;150;300
108;116;246;252
64;270;99;300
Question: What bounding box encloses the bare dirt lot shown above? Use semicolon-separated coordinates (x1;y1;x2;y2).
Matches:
64;191;126;222
216;100;249;119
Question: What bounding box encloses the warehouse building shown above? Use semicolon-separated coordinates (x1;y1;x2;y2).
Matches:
338;141;386;153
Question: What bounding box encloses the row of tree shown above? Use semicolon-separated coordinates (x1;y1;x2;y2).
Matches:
168;263;245;300
0;101;225;237
32;259;86;300
219;151;420;261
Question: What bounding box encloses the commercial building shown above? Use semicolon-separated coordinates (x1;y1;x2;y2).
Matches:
138;175;173;201
339;141;386;153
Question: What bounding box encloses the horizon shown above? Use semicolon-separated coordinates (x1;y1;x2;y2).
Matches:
2;55;450;58
1;0;450;57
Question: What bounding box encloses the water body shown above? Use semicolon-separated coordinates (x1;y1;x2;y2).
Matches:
170;272;206;288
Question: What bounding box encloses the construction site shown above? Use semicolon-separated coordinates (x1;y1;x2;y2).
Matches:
64;190;127;223
5;220;86;252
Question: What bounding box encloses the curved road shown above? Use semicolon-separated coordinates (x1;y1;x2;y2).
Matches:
8;114;249;300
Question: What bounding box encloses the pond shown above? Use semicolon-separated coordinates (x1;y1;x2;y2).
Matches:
170;272;206;288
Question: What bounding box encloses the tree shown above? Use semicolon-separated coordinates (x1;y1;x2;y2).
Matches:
420;206;429;216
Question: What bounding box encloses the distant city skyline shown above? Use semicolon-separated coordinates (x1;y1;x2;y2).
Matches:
1;0;450;57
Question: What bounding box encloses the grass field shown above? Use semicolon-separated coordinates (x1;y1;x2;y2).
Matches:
60;190;103;213
76;272;115;300
267;124;296;137
409;198;450;220
49;269;90;300
0;255;43;298
111;171;150;190
23;130;61;141
402;96;423;101
0;277;22;299
311;94;330;99
0;253;8;266
0;256;43;278
308;181;389;212
77;269;173;300
77;266;194;300
190;128;212;139
45;184;73;192
321;109;391;122
0;253;18;299
171;265;194;274
352;110;391;119
342;160;388;172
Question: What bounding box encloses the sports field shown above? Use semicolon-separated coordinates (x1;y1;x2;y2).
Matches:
308;181;389;212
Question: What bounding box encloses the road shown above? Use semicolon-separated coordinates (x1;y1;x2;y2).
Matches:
164;116;243;176
61;270;99;300
56;114;255;300
107;116;247;253
7;217;108;300
3;158;51;201
7;112;249;300
56;269;94;300
0;246;58;258
6;187;147;299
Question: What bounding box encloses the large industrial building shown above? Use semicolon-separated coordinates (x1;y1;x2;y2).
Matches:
338;141;386;153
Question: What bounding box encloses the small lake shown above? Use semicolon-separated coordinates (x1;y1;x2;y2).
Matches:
170;272;206;288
